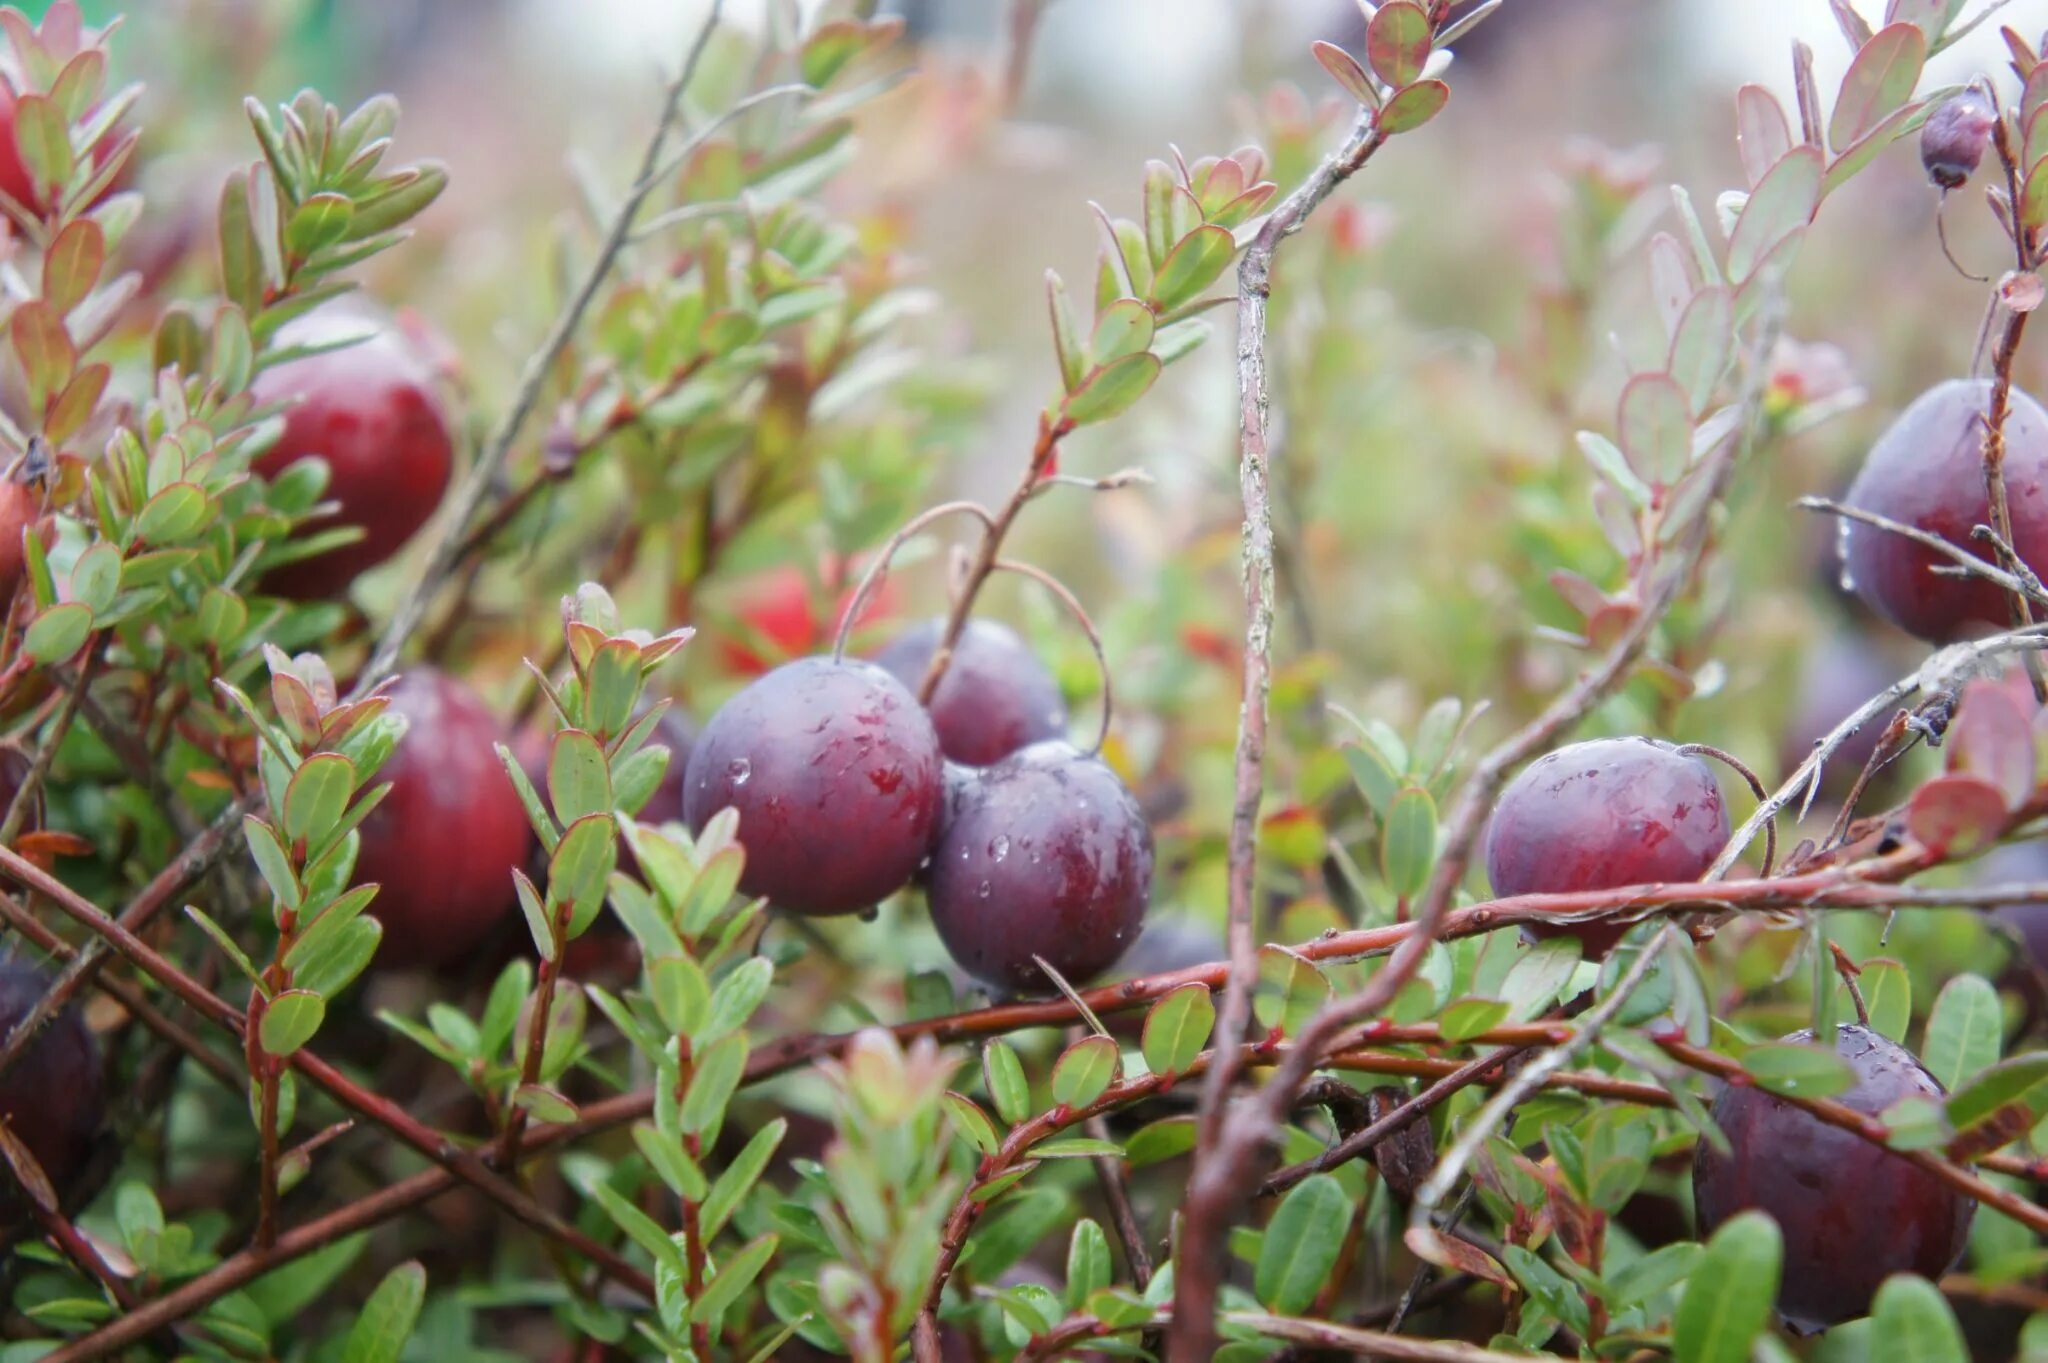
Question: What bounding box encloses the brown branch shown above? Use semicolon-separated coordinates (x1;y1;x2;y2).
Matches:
1175;99;1386;1360
1084;1111;1153;1287
1229;1312;1546;1361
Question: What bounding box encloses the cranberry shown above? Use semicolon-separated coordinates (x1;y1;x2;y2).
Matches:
354;669;529;969
0;957;103;1219
1692;1024;1974;1332
927;741;1152;993
682;657;944;915
874;618;1068;766
1484;736;1729;957
1839;379;2048;643
251;312;454;599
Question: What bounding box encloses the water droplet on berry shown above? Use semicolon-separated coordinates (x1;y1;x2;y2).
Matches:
991;834;1010;862
727;757;752;786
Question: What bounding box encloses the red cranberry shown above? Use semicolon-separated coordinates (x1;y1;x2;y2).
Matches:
927;741;1153;993
251;313;454;599
1839;379;2048;643
1692;1024;1974;1333
0;957;103;1219
682;657;944;915
715;562;894;676
354;669;529;969
873;618;1068;766
1484;736;1729;957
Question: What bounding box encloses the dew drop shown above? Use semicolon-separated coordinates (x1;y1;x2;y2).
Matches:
727;757;752;786
977;879;992;898
991;834;1011;862
1835;518;1857;592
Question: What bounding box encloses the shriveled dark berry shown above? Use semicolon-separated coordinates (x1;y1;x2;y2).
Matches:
0;958;103;1219
1920;88;1996;190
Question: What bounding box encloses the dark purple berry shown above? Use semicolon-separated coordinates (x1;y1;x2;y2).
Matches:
683;657;944;916
1840;379;2048;642
1484;736;1729;958
927;740;1152;992
1692;1024;1974;1333
1920;89;1996;190
0;958;103;1219
874;618;1068;766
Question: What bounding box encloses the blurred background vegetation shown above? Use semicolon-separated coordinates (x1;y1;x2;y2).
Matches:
60;0;2046;1033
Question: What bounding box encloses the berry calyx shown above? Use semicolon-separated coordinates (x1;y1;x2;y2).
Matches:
682;656;944;915
874;618;1068;766
0;958;103;1219
354;669;529;969
927;740;1153;993
1692;1024;1974;1332
251;312;455;599
1484;736;1729;957
1839;378;2048;643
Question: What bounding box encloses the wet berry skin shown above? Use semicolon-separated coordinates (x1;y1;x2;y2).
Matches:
1484;737;1728;958
683;656;944;916
0;958;103;1217
354;669;530;970
1840;378;2048;642
1692;1024;1974;1333
873;618;1068;766
927;741;1153;993
251;314;454;599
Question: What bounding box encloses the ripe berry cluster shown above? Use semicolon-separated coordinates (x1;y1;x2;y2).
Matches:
683;617;1154;994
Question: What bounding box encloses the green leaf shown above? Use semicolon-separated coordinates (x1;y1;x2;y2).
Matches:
1576;430;1653;508
284;753;355;848
1050;1035;1121;1109
1365;0;1432;86
1341;740;1402;815
1254;1174;1352;1314
1313;39;1378;107
341;1261;426;1363
11;94;71;198
1066;1219;1112;1310
1090;297;1156;365
41;219;103;316
1740;1040;1857;1099
1673;1211;1780;1363
697;1233;778;1331
547;729;612;824
243;816;302;910
965;1187;1067;1282
68;543;118;616
647;954;710;1038
219;169;263;314
1501;937;1581;1021
23;602;90;665
944;1091;1002;1155
1856;958;1913;1044
1062;351;1162;426
547;812;618;936
1380;785;1437;898
295;917;380;998
1945;1053;2048;1155
984;1041;1032;1126
1046;269;1086;392
259;990;326;1057
679;1032;747;1141
1255;945;1334;1037
1141;983;1215;1077
1439;996;1510;1043
1148;224;1234;312
284;191;354;261
134;482;210;544
1607;1240;1703;1309
701;956;773;1041
702;1118;786;1238
513;1083;576;1122
185;905;263;985
587;1178;685;1276
633;1121;708;1201
1924;974;2001;1090
1377;79;1450;134
1667;287;1733;414
1869;1274;1967;1363
1829;23;1927;152
245;1232;367;1325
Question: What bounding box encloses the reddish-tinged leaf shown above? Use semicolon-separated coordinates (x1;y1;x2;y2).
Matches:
1905;773;2008;857
1948;680;2035;810
1727;146;1822;283
43;361;106;445
1377;80;1449;135
1366;1;1432;87
1312;40;1378;108
1884;0;1947;41
11;301;74;412
1735;84;1792;188
2021;155;2048;234
41;218;102;314
1616;372;1693;483
1647;232;1698;337
1405;1226;1512;1288
1830;24;1926;152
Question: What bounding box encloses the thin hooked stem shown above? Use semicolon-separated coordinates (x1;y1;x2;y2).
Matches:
991;558;1113;754
829;500;997;662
